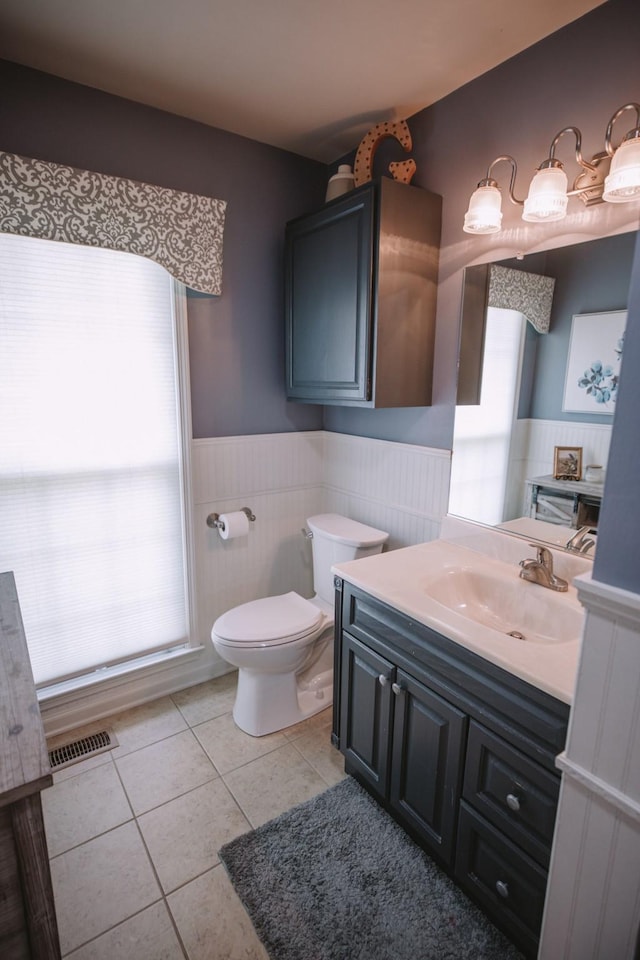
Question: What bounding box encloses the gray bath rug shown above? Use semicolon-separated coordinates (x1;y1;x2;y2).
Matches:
220;775;524;960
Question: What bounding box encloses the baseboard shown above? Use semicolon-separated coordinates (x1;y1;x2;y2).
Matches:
39;647;231;738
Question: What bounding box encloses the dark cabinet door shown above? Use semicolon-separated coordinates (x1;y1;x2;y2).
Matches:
285;189;373;403
339;633;394;798
389;669;466;865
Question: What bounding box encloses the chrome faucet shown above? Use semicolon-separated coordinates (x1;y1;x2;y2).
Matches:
519;544;568;592
565;525;596;554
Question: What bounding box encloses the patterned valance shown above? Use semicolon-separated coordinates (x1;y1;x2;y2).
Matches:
0;151;226;295
488;264;555;334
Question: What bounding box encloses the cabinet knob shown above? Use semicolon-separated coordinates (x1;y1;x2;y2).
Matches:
378;674;388;687
391;682;405;696
495;880;509;899
506;793;521;812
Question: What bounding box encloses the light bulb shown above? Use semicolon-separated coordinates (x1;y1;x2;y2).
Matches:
603;135;640;202
463;184;502;234
522;165;568;222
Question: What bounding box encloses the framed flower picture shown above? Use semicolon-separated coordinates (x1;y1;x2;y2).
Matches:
562;310;627;414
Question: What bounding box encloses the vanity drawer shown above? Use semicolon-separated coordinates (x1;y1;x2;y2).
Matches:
455;801;547;958
463;721;560;866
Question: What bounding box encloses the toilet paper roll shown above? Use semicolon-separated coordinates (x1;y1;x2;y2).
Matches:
218;510;250;540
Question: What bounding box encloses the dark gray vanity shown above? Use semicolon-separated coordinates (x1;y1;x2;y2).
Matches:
332;577;570;958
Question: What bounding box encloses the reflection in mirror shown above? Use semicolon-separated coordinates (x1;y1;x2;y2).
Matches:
449;231;636;554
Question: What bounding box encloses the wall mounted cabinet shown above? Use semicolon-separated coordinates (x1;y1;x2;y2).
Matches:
285;177;441;407
333;578;569;958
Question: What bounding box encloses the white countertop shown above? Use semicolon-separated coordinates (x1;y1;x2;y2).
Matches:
333;536;589;704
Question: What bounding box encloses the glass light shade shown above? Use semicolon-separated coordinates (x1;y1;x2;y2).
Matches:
463;184;502;234
603;135;640;202
522;166;568;222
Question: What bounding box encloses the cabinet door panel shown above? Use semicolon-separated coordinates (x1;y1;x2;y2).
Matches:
285;193;373;402
390;670;466;865
456;802;547;958
339;634;393;798
464;721;559;866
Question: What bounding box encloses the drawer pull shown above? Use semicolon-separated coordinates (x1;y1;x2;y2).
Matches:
506;793;521;812
378;674;388;687
495;880;509;899
391;682;405;696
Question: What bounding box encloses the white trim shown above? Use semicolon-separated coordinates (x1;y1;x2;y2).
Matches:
39;646;230;738
574;570;640;629
174;282;199;648
556;751;640;824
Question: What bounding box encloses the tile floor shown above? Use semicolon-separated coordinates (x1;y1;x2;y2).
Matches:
42;672;345;959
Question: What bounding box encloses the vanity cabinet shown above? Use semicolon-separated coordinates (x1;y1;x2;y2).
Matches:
333;578;569;958
340;633;465;863
284;177;441;407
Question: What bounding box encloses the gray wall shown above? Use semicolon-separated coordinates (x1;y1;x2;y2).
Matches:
504;233;635;422
2;0;640;594
0;59;327;439
594;235;640;594
325;0;640;450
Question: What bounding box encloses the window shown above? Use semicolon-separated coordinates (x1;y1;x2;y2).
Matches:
0;234;193;688
449;307;526;525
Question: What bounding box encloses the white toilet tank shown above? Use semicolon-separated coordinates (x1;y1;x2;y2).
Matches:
306;514;389;605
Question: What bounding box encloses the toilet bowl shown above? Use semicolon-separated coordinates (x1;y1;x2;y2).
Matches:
211;514;389;736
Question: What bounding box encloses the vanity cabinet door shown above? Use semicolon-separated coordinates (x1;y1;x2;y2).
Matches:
339;633;394;799
285;178;442;407
389;669;466;865
455;801;547;958
285;189;374;404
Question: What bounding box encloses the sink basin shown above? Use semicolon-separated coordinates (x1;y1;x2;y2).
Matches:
422;566;582;644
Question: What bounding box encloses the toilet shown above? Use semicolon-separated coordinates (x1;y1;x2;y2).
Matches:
211;513;389;737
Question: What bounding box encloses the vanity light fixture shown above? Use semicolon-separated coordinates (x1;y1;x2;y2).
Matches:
463;102;640;234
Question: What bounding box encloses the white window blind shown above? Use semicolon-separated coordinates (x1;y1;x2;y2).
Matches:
0;234;189;687
449;307;526;526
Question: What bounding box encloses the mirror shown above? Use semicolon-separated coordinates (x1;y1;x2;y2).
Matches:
449;230;636;553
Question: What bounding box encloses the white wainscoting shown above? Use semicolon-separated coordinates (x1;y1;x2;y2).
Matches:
539;574;640;959
508;419;612;517
41;430;451;735
323;432;451;549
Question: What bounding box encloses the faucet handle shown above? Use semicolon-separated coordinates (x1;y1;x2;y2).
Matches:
535;544;552;562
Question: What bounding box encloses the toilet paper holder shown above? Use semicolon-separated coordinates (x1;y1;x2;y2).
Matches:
206;506;256;530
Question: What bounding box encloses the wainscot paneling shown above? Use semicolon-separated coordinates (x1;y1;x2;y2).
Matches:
538;573;640;960
509;419;612;516
40;430;451;735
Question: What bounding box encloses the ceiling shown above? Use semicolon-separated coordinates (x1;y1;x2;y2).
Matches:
0;0;603;162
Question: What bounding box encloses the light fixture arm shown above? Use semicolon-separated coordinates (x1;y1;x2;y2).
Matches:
545;125;598;174
481;155;525;206
605;102;640;156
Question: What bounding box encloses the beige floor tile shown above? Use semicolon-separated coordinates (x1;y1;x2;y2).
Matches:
168;865;268;960
43;761;132;857
280;704;333;741
64;902;184;960
50;821;161;955
138;779;251;893
223;742;327;827
116;729;218;815
109;697;189;758
171;672;238;726
291;719;347;787
193;711;287;775
51;748;114;784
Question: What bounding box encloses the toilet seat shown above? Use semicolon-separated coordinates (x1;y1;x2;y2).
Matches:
212;591;324;648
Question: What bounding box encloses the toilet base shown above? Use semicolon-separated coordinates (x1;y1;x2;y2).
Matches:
232;665;333;737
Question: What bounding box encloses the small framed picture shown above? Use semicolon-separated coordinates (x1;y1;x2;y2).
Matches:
554;446;583;481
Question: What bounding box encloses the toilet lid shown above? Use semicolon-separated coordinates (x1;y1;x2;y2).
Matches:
212;592;323;645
